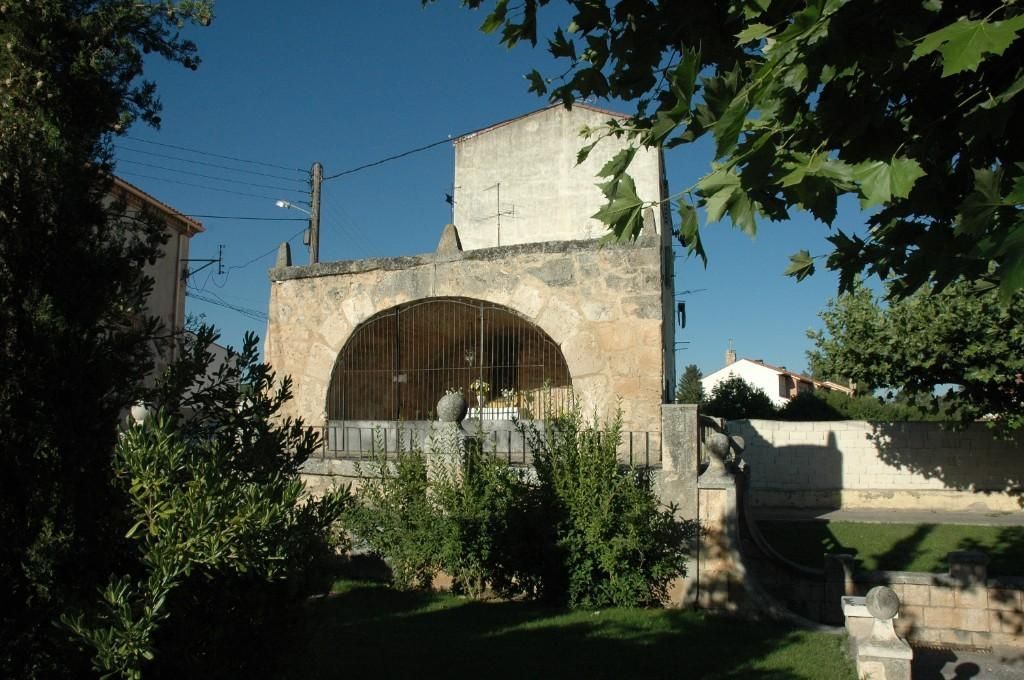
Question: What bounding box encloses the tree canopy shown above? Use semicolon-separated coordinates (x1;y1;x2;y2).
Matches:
1;2;213;676
808;282;1024;432
440;0;1024;300
702;375;778;420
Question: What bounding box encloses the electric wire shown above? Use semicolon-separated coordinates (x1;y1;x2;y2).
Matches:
118;159;308;195
226;226;308;273
116;143;310;184
322;201;376;258
123;134;307;174
179;215;306;221
117;171;309;203
323;136;453;181
187;288;268;322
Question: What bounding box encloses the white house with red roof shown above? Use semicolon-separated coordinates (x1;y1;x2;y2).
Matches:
701;350;853;408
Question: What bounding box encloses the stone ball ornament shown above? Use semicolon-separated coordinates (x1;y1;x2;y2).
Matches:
865;586;901;621
437;392;468;423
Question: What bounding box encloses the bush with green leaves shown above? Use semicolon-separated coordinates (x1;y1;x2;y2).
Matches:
528;410;697;608
347;410;694;608
346;436;534;598
702;376;778;421
62;329;349;679
432;445;536;599
345;448;440;590
778;389;953;423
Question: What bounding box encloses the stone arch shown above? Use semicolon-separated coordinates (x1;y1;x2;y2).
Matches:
325;296;572;422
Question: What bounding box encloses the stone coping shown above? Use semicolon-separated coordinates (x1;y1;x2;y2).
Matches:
854;570;1024;590
270;237;654;281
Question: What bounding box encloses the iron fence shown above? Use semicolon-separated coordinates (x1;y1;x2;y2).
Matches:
311;421;662;468
325;298;573;423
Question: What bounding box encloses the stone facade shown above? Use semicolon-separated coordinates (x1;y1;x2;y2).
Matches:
453;104;668;250
266;237;671;434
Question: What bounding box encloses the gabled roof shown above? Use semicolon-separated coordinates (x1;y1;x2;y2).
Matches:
111;176;204;236
452;102;631;144
706;358;854;395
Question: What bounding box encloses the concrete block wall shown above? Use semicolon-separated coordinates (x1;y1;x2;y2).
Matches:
730;420;1024;512
852;571;1024;649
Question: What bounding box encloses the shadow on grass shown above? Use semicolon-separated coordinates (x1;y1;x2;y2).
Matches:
873;524;935;572
267;581;853;680
956;526;1024;576
755;520;854;570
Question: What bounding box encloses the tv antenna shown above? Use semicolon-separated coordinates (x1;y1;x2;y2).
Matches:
182;244;225;281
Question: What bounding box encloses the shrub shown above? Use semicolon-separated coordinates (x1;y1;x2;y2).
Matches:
702;376;777;420
345;448;439;590
62;330;349;679
432;444;535;599
528;410;697;608
347;434;536;598
777;389;954;422
346;409;696;609
778;391;845;421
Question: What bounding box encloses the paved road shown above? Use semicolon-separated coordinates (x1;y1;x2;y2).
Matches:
913;646;1024;680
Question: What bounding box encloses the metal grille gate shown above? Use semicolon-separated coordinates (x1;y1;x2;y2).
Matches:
326;297;572;422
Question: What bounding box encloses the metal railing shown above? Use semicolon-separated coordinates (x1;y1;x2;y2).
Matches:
311;421;662;468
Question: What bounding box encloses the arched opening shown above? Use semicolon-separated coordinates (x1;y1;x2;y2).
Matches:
326;297;572;423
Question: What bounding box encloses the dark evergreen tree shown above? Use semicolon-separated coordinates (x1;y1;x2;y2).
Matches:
675;364;704;404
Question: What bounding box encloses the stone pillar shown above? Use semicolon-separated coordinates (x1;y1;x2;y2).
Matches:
658;404;699;519
824;554;857;625
854;586;913;680
657;404;700;608
695;431;746;612
426;392;470;476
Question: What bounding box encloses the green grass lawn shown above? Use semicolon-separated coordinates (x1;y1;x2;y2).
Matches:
270;580;856;680
757;521;1024;574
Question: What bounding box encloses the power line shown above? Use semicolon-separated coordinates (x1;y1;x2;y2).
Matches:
179;214;306;221
227;226;308;274
187;289;268;322
118;159;309;195
118;171;309;203
323;137;453;181
116;143;309;184
124;134;307;174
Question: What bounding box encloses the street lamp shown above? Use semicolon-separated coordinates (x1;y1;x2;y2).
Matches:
274;160;322;265
275;199;317;263
275;199;310;215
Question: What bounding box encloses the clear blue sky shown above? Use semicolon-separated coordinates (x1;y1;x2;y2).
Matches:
118;1;867;380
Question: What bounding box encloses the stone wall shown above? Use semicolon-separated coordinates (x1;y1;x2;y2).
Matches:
266;238;669;434
849;555;1024;649
730;420;1024;512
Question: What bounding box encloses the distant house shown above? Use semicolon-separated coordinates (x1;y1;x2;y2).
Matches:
701;353;853;409
108;177;204;369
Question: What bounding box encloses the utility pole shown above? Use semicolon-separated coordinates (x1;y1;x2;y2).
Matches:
309;161;323;265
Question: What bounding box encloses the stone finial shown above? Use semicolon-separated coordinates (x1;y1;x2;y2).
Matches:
275;241;292;268
705;432;731;475
866;586;901;625
428;392;470;460
703;432;744;477
637;207;658;245
856;586;912;680
436;223;463;256
436;392;468;424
